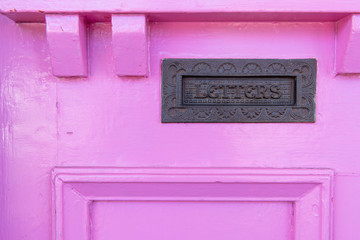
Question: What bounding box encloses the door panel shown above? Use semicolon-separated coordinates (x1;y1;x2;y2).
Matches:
91;201;293;240
1;4;360;240
52;168;332;240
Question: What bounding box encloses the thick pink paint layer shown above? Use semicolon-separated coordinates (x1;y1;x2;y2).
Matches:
0;16;57;240
57;22;360;171
46;14;88;77
112;14;148;76
92;201;292;240
336;14;360;74
52;168;333;240
0;13;360;240
1;0;360;13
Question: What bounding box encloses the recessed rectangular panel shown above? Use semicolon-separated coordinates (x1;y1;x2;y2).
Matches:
53;168;333;240
91;201;293;240
162;59;316;123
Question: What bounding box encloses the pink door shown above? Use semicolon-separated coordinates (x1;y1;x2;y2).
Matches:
1;1;360;240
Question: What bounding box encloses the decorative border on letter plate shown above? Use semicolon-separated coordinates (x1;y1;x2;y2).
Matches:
52;168;332;240
161;59;316;123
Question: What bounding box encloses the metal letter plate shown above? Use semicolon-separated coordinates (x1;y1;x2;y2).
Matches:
161;59;316;123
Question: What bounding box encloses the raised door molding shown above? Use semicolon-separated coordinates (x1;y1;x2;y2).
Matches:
52;168;333;240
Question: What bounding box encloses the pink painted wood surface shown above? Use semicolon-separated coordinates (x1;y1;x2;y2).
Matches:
336;14;360;74
1;0;360;23
45;14;88;77
112;14;148;77
92;201;292;240
2;12;353;24
3;9;359;76
0;2;360;240
1;0;360;13
52;168;333;240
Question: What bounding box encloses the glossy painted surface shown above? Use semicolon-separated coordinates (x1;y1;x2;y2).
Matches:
1;0;360;13
93;201;292;240
112;14;148;76
336;14;360;74
0;2;360;240
46;14;88;77
52;168;333;240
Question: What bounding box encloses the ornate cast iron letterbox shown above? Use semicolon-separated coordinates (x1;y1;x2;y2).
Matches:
161;59;316;123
